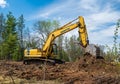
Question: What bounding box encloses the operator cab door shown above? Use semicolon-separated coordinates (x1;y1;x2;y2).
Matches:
52;44;58;55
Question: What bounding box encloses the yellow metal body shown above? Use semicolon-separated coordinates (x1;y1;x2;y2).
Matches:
24;16;89;59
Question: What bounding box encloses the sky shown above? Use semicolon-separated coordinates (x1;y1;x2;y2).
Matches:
0;0;120;46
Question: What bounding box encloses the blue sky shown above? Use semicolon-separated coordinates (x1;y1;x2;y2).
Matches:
0;0;120;46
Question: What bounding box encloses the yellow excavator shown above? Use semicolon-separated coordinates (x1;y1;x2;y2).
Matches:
24;16;89;64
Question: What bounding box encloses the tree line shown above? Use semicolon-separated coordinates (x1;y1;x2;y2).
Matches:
0;12;120;62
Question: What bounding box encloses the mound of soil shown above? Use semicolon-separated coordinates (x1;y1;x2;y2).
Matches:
0;54;120;84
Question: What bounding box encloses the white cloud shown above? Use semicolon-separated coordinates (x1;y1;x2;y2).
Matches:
29;0;100;20
86;9;120;31
79;0;99;11
28;0;72;20
89;25;115;44
28;0;120;46
0;0;7;8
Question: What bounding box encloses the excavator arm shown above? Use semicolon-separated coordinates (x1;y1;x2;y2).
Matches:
42;16;89;56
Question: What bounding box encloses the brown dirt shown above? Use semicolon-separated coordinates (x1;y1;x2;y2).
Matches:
0;54;120;84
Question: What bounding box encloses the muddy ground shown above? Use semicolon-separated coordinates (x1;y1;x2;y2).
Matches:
0;54;120;84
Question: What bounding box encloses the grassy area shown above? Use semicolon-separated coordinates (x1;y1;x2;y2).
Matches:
0;75;63;84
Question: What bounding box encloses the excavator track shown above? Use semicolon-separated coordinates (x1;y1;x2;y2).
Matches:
23;58;65;65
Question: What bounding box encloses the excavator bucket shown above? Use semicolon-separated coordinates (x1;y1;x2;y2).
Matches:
85;44;104;59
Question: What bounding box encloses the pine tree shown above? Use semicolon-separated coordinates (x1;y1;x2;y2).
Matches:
17;14;25;60
3;12;18;60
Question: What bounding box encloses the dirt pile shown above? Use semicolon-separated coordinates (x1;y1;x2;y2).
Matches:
0;54;120;84
70;54;116;72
